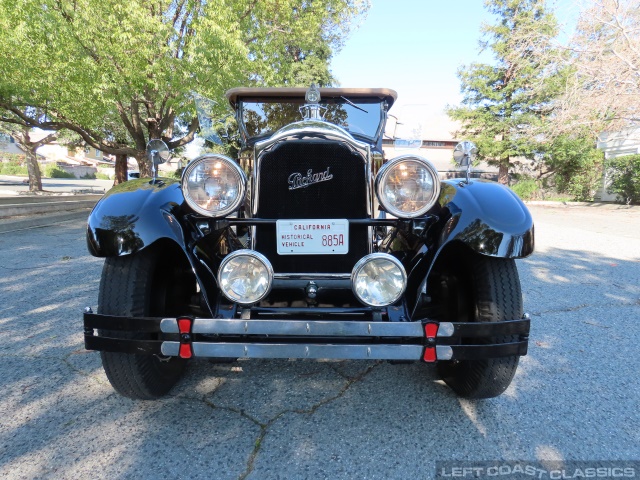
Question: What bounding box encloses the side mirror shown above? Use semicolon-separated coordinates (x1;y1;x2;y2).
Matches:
146;139;170;183
452;148;467;165
453;141;478;183
453;141;477;166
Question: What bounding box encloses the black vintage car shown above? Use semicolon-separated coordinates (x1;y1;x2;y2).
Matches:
83;85;533;400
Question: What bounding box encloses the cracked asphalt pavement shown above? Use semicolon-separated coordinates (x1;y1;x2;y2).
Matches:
0;205;638;479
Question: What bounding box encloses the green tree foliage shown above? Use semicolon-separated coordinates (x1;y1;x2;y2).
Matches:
607;155;640;205
243;0;368;87
447;0;565;184
542;134;604;201
0;0;368;175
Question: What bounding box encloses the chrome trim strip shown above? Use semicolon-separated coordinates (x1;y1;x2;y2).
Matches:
273;272;351;280
437;322;455;337
374;101;388;142
188;319;424;337
160;318;178;334
237;102;250;144
190;343;423;360
436;345;454;361
161;342;180;356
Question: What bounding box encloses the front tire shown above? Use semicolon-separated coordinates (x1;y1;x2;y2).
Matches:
434;254;523;399
99;247;189;400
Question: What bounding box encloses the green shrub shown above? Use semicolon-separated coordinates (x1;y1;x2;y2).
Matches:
607;154;640;205
543;135;604;201
511;178;539;200
0;159;28;176
43;164;75;178
81;172;96;179
95;171;111;180
167;168;183;180
0;153;26;163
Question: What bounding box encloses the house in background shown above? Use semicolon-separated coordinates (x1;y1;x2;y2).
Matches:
1;132;48;165
31;132;68;163
0;133;25;157
596;128;640;201
382;137;459;172
58;144;115;177
381;111;498;178
1;132;116;179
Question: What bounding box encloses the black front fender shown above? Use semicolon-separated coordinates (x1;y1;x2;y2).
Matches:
437;179;534;258
86;178;220;315
87;179;186;257
409;179;534;315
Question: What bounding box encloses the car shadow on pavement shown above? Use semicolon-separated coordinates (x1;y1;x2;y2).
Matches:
0;222;638;479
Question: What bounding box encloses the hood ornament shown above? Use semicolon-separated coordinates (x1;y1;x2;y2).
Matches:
305;84;321;104
301;84;326;120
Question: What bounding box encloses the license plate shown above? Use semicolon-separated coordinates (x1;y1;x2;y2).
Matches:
276;219;349;255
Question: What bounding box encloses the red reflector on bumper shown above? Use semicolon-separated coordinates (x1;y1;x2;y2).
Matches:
177;318;193;358
423;323;439;362
179;343;192;359
423;347;436;363
424;323;438;338
177;318;192;334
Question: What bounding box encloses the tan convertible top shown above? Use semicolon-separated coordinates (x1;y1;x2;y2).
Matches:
226;87;397;109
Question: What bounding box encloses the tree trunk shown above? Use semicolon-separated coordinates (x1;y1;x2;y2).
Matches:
137;153;151;178
25;149;42;192
498;159;509;185
114;154;128;185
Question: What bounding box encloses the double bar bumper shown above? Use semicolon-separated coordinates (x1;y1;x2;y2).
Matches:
84;313;530;363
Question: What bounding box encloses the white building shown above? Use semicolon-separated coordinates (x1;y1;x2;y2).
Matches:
381;112;497;178
596;128;640;201
0;133;25;156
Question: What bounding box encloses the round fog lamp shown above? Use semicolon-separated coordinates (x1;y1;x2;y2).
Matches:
218;250;273;305
351;253;407;307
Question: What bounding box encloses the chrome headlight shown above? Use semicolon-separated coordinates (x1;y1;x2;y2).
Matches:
182;154;247;217
375;155;440;218
217;250;273;305
351;253;407;307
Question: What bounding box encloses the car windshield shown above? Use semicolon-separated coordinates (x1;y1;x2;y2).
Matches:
240;98;384;141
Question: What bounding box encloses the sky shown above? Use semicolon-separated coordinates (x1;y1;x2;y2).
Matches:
185;0;583;155
330;0;583;123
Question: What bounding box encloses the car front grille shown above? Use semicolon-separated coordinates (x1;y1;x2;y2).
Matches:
255;140;369;273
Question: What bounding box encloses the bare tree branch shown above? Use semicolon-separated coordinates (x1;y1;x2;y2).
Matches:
167;117;198;149
554;0;640;134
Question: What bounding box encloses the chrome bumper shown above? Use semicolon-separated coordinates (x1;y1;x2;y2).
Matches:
84;313;530;363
